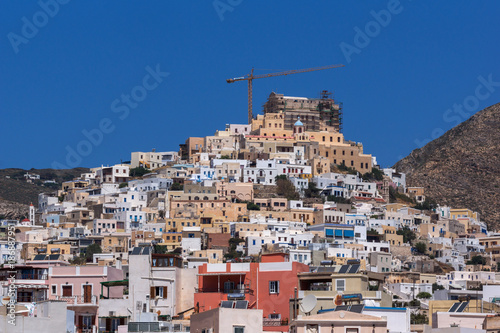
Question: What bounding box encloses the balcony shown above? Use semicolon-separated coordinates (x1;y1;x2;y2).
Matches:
17;295;47;303
195;287;253;295
263;318;288;327
0;272;48;281
55;295;98;305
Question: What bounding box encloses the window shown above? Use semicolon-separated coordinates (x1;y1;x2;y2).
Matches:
62;285;73;297
150;286;167;299
269;313;281;319
52;285;57;295
269;281;280;294
234;326;245;333
335;279;345;292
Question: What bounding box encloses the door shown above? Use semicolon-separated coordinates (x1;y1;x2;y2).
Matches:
83;285;92;303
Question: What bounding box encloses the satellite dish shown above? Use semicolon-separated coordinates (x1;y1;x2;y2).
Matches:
300;295;317;314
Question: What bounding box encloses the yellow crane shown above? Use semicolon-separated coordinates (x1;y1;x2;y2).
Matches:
227;64;345;124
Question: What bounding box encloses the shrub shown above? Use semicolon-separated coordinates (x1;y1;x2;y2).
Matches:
247;202;260;211
130;167;150;177
417;292;432;299
170;182;183;191
414;242;427;255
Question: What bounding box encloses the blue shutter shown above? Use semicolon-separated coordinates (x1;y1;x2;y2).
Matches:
344;230;354;238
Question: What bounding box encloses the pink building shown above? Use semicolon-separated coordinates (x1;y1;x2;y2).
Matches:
48;265;124;333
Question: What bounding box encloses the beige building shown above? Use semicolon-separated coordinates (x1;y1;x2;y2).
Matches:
192;249;224;264
179;137;204;162
216;182;254;201
131;151;165;169
382;225;404;246
290;310;387;333
190;307;263;333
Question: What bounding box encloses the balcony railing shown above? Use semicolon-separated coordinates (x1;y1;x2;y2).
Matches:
263;318;288;327
196;287;253;295
55;295;98;305
0;273;48;281
17;296;47;303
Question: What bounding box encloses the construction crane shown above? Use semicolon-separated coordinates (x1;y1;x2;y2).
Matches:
226;64;345;124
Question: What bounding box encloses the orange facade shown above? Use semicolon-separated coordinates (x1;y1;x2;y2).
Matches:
194;259;308;331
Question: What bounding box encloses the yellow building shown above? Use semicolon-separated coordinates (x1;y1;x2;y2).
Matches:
246;110;372;173
381;225;404;246
450;208;480;221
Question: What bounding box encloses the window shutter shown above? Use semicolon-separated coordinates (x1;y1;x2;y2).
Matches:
150;286;156;298
164;286;167;299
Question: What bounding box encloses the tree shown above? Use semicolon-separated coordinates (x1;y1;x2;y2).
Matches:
246;202;260;210
170;182;183;191
153;244;167;254
362;168;384;181
414;242;427;255
432;283;444;292
119;182;128;188
85;243;102;262
225;238;245;261
414;197;437;211
335;162;358;175
130;167;151;177
397;226;416;244
416;292;432;299
326;195;350;204
304;182;321;198
219;155;231;159
411;313;428;324
466;255;486;265
275;176;300;200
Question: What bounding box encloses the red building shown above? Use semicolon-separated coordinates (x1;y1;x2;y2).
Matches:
194;253;308;331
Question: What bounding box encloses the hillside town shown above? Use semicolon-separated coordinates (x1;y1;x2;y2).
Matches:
1;92;499;333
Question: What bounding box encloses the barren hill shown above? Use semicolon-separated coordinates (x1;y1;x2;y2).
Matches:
0;167;88;219
394;103;500;230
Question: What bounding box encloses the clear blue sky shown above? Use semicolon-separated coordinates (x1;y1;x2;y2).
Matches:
1;1;499;169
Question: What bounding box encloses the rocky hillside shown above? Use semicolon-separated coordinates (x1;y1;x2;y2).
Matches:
0;167;88;219
394;103;500;230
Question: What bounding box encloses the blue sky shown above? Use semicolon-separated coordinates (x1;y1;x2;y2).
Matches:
1;1;499;169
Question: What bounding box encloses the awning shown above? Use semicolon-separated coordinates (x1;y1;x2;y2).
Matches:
334;230;343;237
100;280;129;287
344;230;354;238
325;229;334;237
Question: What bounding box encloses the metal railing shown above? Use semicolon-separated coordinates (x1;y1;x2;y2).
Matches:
55;295;98;305
195;287;253;294
17;296;47;303
263;318;288;327
0;273;48;281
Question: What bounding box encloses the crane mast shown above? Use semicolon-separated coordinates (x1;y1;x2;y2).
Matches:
227;64;345;124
